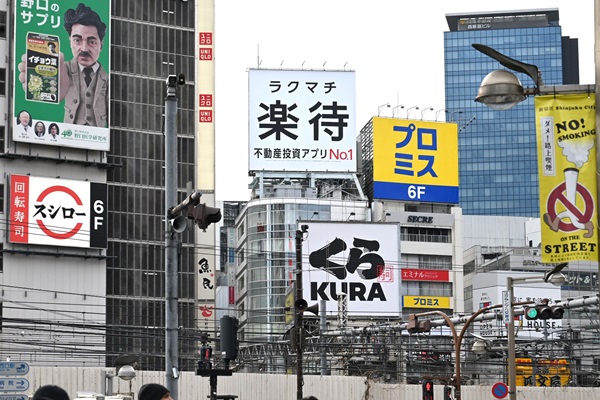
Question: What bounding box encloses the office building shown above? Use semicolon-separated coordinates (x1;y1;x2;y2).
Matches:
107;1;205;372
444;9;580;216
0;1;214;372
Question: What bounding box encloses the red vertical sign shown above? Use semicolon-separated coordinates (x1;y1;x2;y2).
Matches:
9;175;29;243
228;286;235;305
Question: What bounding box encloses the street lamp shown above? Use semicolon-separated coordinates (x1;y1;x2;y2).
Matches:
506;272;566;400
473;43;543;110
446;109;463;122
472;41;599;398
392;104;405;118
472;43;593;105
378;103;390;116
434;108;446;121
420;106;434;120
406;105;419;119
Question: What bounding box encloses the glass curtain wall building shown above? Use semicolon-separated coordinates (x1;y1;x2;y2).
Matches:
106;1;197;371
444;9;580;216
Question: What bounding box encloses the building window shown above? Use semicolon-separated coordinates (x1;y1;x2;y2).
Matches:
402;281;452;297
0;11;6;38
401;227;451;243
237;248;244;265
0;69;5;96
0;126;5;152
419;254;452;270
464;285;473;301
0;243;3;273
0;184;4;213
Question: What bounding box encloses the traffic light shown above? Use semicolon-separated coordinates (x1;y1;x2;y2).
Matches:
525;302;564;320
198;343;212;370
408;314;432;334
188;203;222;231
422;379;434;400
220;315;239;361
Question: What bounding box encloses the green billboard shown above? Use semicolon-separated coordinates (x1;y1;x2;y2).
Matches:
13;1;110;150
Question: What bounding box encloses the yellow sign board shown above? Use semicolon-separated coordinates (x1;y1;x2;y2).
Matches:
372;118;459;203
535;94;598;262
514;358;571;387
403;295;451;309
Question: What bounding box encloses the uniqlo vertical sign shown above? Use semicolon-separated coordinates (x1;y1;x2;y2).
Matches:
9;174;107;248
199;47;212;60
199;32;213;60
248;69;356;172
199;109;213;123
199;32;212;45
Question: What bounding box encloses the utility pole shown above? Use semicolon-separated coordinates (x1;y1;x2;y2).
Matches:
165;74;185;399
163;72;220;398
295;225;308;400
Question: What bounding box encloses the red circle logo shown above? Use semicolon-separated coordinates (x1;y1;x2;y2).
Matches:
35;185;84;239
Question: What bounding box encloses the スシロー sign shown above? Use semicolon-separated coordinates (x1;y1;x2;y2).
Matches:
9;174;107;248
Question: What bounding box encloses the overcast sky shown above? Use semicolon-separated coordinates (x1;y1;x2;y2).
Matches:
213;0;595;201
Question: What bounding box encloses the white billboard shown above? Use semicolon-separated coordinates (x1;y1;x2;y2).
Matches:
300;221;400;316
8;174;107;248
248;69;356;172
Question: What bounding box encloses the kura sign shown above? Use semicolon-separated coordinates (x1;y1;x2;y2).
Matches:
301;221;400;316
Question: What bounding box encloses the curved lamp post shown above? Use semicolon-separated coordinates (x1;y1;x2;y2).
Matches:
392;104;405;118
378;103;391;116
472;41;596;399
472;43;591;106
406;105;419;119
472;43;543;110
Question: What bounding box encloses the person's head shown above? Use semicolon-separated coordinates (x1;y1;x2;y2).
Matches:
35;122;45;134
48;42;56;52
138;384;173;400
32;385;70;400
49;123;59;136
17;110;30;126
64;3;106;67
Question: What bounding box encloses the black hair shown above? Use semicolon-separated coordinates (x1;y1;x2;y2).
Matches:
49;123;60;134
64;3;107;41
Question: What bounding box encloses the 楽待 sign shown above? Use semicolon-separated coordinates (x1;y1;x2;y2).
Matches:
248;69;356;173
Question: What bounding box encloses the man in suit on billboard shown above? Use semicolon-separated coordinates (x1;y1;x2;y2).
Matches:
17;3;108;128
59;3;109;127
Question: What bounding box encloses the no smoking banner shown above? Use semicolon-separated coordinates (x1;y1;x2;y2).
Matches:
536;94;599;263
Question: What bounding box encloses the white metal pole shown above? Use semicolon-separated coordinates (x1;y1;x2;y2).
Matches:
507;277;516;400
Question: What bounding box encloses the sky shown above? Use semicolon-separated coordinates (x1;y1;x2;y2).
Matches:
213;0;595;201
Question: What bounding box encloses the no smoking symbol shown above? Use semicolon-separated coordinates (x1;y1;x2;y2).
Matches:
544;181;594;235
